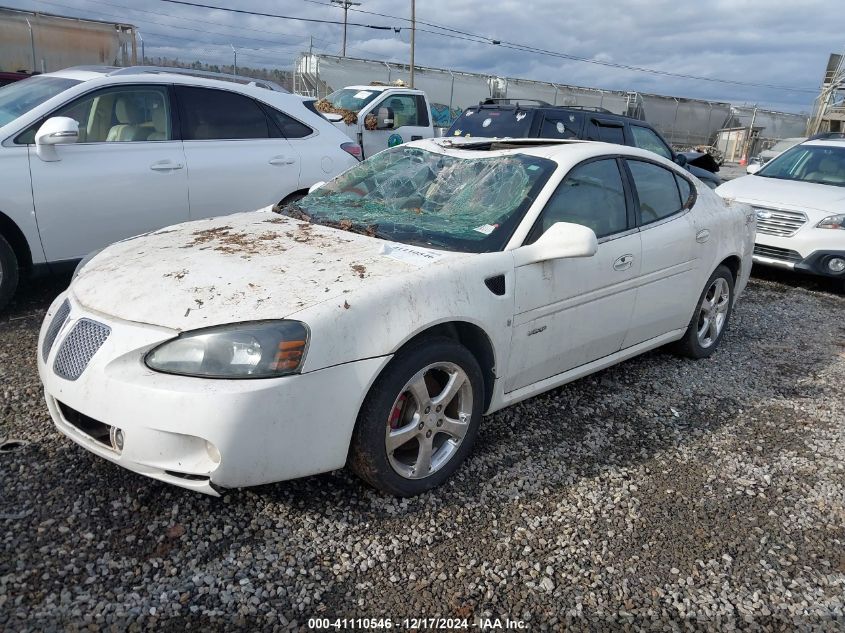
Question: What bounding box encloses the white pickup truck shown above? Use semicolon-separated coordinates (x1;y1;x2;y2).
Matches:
316;85;435;159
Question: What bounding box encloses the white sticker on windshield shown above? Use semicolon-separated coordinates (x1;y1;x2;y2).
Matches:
516;112;527;122
381;243;449;266
556;121;566;134
353;90;373;99
482;118;492;128
474;223;498;235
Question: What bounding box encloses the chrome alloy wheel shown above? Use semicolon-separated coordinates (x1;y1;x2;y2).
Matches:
385;362;473;480
697;277;730;348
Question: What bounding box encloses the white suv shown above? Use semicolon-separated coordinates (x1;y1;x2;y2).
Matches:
0;66;360;309
717;135;845;289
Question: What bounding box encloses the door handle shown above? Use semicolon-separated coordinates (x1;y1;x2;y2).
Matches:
696;229;711;243
613;254;634;271
269;156;296;166
149;160;184;171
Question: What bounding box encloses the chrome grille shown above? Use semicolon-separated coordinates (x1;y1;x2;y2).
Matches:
754;207;807;237
42;299;71;362
753;244;802;263
53;319;111;381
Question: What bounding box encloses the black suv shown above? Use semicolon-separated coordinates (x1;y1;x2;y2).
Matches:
446;99;721;188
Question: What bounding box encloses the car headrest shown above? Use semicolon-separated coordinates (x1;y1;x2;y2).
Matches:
114;97;142;124
151;106;167;132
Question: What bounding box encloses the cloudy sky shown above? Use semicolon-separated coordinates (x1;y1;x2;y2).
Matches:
5;0;839;113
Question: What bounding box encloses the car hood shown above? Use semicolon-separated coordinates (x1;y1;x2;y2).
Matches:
72;211;464;331
717;175;845;214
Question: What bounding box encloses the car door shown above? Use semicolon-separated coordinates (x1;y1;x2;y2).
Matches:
174;86;301;218
621;159;701;348
27;84;189;262
361;93;429;159
505;157;642;393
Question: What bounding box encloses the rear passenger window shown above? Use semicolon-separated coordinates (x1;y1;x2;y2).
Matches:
266;108;312;139
675;174;694;207
528;158;628;241
176;86;270;140
627;160;683;224
540;116;580;139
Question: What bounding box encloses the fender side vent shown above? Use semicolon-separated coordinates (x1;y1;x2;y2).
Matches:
484;275;506;296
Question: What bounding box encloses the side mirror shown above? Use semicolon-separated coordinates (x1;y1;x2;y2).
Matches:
308;181;326;194
35;116;79;162
746;163;762;175
323;112;344;123
673;153;688;167
376;106;395;130
513;222;598;267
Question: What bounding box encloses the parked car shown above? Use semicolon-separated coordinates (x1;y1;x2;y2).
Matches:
446;99;723;188
717;135;845;289
0;66;360;310
317;84;434;159
747;137;806;173
38;138;753;496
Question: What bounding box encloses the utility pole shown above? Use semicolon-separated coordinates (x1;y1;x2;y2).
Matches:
331;0;361;57
231;44;237;77
409;0;415;88
138;31;145;64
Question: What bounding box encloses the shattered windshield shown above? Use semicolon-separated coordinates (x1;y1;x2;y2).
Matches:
324;88;380;113
289;146;556;252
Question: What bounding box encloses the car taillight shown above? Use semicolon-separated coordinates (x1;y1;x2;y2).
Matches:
341;142;362;161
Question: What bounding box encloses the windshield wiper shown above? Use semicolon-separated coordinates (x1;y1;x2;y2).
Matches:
278;204;390;240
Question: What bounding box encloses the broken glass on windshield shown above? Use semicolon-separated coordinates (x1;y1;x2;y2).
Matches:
292;145;556;252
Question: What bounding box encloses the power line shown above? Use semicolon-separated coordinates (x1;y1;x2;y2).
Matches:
301;0;819;94
159;0;394;31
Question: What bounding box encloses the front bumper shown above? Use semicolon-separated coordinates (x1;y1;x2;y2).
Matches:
753;228;845;280
38;292;390;495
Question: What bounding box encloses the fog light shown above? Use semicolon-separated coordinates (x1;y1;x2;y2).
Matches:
205;441;221;464
827;257;845;273
110;427;124;452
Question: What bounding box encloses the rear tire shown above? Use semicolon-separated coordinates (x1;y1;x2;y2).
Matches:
349;337;484;496
0;234;20;312
672;265;734;359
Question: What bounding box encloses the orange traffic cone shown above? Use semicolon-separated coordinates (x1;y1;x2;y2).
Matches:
739;155;747;166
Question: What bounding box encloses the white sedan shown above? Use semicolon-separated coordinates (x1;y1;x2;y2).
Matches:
38;138;754;496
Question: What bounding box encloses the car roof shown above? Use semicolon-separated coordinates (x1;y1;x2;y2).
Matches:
410;136;682;167
801;138;845;148
342;85;424;94
46;65;288;93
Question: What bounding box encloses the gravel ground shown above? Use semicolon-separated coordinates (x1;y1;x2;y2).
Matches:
1;270;843;632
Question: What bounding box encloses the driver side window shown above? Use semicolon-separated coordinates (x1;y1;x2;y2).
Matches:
17;85;171;144
526;158;629;243
379;94;429;128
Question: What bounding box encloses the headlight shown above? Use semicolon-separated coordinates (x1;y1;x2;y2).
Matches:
145;321;308;378
817;214;845;230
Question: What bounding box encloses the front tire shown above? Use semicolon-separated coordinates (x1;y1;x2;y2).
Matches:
0;234;20;312
349;337;484;496
672;265;734;359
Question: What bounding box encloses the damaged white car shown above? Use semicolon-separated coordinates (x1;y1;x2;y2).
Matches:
38;138;754;496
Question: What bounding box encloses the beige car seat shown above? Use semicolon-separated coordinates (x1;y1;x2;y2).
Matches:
106;98;147;142
805;157;845;184
145;106;168;141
